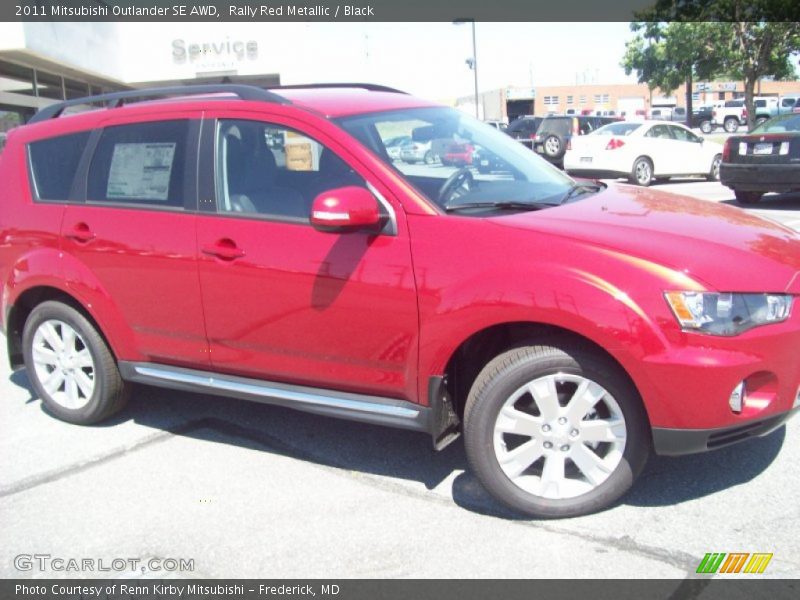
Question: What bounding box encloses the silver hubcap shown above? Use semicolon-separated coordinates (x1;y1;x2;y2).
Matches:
545;137;560;155
636;161;651;184
32;320;95;409
712;157;721;179
493;373;627;500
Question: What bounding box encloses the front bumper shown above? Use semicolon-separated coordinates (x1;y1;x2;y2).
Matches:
652;406;799;456
720;162;800;193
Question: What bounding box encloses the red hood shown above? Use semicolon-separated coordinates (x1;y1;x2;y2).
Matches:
493;184;800;293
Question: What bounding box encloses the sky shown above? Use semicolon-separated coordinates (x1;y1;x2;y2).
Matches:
117;22;639;99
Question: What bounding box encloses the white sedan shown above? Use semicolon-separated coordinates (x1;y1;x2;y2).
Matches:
564;121;723;186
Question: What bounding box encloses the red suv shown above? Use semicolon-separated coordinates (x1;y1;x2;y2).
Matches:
1;84;799;518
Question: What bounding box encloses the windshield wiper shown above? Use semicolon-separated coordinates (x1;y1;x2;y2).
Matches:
444;201;547;213
559;182;605;205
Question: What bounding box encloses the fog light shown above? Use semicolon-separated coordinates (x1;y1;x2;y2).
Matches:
729;381;745;413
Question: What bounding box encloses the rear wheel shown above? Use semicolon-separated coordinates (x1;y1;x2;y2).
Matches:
707;154;722;181
424;151;435;165
22;301;129;425
463;343;649;518
723;117;739;133
630;157;653;186
734;190;763;205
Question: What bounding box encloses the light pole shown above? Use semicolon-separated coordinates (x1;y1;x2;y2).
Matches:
454;19;479;119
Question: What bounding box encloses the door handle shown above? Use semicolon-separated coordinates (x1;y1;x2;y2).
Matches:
65;223;96;243
201;239;246;261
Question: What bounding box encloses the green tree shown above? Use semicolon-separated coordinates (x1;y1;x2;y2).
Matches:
635;1;800;130
622;22;727;126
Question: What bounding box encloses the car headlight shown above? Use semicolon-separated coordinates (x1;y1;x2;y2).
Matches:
665;291;793;336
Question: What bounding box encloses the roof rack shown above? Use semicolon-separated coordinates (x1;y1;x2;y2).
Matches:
269;83;408;95
28;84;290;124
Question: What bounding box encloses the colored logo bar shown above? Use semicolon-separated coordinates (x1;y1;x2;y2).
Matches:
696;553;773;574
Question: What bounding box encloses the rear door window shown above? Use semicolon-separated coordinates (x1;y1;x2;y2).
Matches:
28;131;91;201
87;120;192;209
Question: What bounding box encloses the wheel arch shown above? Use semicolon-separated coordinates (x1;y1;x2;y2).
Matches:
6;286;115;370
440;321;648;425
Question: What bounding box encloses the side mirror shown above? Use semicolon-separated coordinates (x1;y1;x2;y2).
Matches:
310;186;384;233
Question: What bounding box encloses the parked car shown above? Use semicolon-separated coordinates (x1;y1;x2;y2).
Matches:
385;135;411;160
533;115;620;167
778;94;800;115
441;141;475;167
2;84;799;520
483;120;507;131
648;106;688;123
753;97;780;126
399;139;436;164
713;99;748;133
690;106;715;133
506;115;543;150
564;121;723;185
720;112;800;204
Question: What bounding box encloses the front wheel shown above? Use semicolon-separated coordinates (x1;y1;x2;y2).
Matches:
22;301;129;425
700;120;713;134
463;343;649;518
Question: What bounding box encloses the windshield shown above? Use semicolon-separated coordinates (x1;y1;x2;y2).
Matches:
751;113;800;134
336;107;574;212
591;122;641;136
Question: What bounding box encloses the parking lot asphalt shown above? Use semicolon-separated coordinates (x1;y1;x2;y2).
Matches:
2;181;799;582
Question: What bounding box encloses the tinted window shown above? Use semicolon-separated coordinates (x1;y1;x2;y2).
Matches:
751;114;800;133
87;120;190;209
781;98;796;108
28;131;90;201
539;118;571;136
216;119;366;222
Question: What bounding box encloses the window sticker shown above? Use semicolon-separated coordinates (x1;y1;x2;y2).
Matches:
284;131;320;171
107;142;176;200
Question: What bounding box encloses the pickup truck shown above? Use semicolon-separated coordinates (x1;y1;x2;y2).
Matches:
713;99;747;132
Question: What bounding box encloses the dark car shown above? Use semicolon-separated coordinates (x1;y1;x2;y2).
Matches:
720;113;800;204
506;116;543;150
690;106;715;133
533;115;620;167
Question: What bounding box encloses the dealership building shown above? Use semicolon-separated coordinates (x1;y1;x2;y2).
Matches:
0;22;281;131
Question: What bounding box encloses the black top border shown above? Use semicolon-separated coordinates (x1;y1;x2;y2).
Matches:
5;0;800;22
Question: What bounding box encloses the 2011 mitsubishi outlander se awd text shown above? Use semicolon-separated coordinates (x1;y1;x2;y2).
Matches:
1;84;798;518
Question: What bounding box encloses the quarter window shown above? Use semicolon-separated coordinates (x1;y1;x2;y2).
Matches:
215;119;366;222
29;132;90;201
87;120;191;209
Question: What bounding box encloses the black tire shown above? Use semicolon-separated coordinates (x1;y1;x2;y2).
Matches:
630;156;653;186
734;190;763;205
723;117;739;133
707;154;722;181
22;301;129;425
424;151;435;165
463;343;650;518
700;120;713;134
543;134;564;159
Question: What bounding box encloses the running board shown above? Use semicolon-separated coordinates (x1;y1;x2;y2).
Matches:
118;362;430;433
